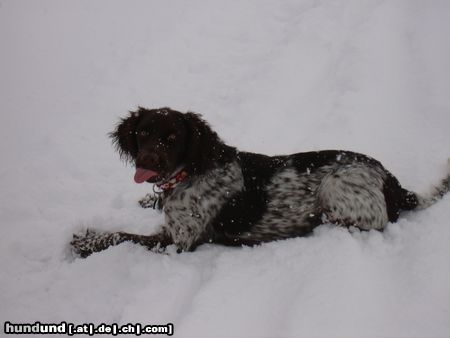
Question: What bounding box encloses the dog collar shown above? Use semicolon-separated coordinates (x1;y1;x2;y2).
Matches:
156;169;188;191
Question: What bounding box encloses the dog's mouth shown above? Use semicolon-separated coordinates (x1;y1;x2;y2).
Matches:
134;168;161;184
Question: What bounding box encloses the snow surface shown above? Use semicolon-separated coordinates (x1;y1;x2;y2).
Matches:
1;1;450;337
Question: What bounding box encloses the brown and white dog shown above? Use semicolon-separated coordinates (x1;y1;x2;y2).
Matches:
71;107;449;257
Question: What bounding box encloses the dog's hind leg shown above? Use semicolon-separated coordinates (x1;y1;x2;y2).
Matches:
317;165;389;230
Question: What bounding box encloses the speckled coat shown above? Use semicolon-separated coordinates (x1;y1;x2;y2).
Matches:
71;108;449;257
159;150;418;251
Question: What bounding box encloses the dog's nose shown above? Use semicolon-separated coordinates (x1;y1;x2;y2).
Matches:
136;152;160;169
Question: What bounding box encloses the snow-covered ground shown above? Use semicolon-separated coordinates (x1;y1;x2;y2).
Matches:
1;1;449;337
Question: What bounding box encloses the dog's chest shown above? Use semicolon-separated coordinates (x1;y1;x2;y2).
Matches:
163;162;244;250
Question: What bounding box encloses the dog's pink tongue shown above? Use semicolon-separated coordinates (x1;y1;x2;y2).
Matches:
134;168;158;184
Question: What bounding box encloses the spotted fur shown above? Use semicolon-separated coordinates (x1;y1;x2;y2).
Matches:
70;108;450;257
163;161;244;250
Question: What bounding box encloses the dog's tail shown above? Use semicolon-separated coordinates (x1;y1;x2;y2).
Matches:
401;158;450;211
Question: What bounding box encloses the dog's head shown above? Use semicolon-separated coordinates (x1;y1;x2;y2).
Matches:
110;107;235;184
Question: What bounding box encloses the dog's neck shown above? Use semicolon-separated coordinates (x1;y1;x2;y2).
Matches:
156;168;188;191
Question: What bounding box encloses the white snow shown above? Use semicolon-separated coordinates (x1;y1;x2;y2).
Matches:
1;1;450;337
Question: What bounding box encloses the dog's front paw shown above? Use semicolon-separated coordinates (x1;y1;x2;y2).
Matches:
138;193;159;209
71;229;120;258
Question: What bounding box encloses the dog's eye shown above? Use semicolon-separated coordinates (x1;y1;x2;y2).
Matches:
138;130;150;137
166;133;177;142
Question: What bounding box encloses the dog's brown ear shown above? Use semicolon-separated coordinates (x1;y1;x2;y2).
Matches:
109;111;140;162
183;112;235;175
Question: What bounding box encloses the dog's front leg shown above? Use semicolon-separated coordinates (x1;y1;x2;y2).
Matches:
138;193;163;210
120;231;173;252
71;229;172;258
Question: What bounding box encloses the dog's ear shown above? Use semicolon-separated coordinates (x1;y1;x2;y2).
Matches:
109;111;140;162
183;112;235;175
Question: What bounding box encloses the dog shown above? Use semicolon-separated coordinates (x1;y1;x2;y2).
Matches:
71;107;449;257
